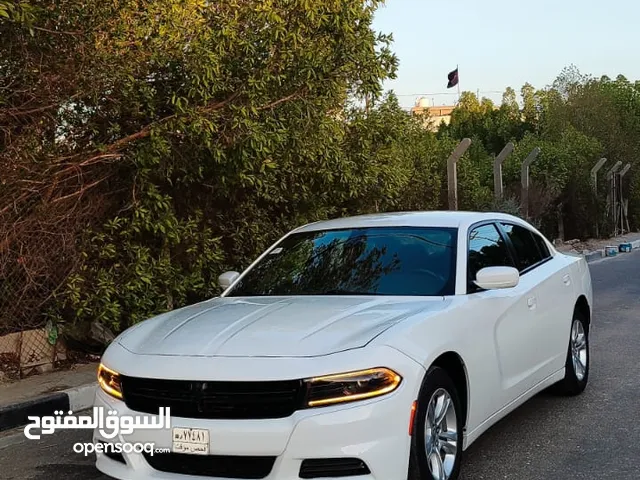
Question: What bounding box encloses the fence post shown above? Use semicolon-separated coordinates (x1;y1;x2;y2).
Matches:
619;163;631;179
520;147;540;219
494;142;514;201
605;161;622;233
619;164;631;234
447;138;471;211
590;158;607;194
591;158;607;237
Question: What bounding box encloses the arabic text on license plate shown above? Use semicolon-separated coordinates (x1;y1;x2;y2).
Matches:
172;427;210;455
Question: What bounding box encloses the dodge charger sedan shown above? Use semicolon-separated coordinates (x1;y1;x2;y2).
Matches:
94;211;592;480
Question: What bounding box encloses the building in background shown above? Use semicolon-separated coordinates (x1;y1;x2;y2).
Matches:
410;97;455;131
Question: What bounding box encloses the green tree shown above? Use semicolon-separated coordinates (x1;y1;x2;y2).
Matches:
521;82;537;127
480;97;496;114
4;0;640;339
1;0;400;334
500;87;520;121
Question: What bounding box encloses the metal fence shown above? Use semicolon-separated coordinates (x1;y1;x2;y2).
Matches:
447;139;633;237
0;229;71;380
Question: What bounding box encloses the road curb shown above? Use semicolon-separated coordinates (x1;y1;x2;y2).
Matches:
0;382;96;433
584;238;640;264
584;250;604;263
67;383;97;411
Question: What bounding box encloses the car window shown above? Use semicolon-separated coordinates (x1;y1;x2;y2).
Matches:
500;223;544;271
533;232;551;259
467;224;514;284
226;227;458;297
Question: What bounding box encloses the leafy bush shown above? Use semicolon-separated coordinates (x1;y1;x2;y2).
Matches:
52;184;225;334
2;3;639;339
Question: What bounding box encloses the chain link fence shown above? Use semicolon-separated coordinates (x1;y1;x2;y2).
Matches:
0;226;74;381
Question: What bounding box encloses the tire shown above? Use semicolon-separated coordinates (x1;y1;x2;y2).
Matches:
553;309;590;396
408;366;464;480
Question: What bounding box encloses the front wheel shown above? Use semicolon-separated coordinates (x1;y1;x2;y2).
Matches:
408;366;464;480
554;310;590;396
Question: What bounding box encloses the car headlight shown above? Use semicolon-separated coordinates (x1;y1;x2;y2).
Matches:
97;363;123;400
304;367;402;407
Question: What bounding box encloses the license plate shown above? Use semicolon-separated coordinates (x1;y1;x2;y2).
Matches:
172;427;210;455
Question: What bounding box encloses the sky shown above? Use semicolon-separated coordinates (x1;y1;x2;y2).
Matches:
372;0;640;109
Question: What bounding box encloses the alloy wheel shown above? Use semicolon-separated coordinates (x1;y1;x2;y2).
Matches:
424;388;458;480
570;319;588;381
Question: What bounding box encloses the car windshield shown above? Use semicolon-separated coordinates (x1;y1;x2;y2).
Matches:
226;226;457;297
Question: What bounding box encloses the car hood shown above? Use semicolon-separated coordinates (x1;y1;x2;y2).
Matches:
117;296;450;358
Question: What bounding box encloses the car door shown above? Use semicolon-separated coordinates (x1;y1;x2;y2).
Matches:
500;223;575;376
466;222;542;413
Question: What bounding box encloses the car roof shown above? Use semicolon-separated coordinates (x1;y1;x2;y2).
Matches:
294;211;529;233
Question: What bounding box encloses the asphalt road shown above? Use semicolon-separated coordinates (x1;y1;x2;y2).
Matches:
1;249;639;479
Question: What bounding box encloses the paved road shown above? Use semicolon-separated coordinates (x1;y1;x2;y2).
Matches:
1;250;639;479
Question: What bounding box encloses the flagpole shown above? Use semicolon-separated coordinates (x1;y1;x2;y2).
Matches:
456;64;460;104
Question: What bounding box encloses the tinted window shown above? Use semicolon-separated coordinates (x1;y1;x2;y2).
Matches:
226;227;457;297
467;224;514;283
500;223;543;271
533;232;551;259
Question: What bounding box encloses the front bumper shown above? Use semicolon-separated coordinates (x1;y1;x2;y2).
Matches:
93;347;425;480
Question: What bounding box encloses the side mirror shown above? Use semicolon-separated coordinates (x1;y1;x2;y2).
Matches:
219;271;240;290
474;266;519;290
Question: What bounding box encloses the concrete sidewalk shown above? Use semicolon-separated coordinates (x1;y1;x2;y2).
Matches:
0;363;98;432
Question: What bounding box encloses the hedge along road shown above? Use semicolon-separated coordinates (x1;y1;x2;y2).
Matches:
0;249;639;480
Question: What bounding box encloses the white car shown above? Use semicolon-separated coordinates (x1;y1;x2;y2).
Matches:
94;211;593;480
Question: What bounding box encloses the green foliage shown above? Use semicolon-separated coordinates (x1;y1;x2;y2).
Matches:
341;93;442;214
54;183;225;334
442;68;638;240
1;0;405;335
0;1;35;26
3;0;640;339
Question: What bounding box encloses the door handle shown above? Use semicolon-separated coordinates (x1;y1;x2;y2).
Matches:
562;274;571;286
527;297;536;310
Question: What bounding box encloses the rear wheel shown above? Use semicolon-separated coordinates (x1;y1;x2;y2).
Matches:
554;309;589;396
408;366;464;480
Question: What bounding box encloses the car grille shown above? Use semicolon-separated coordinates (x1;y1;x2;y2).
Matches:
120;376;304;419
143;452;276;479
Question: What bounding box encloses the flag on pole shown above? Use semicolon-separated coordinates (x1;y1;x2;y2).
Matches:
447;68;459;89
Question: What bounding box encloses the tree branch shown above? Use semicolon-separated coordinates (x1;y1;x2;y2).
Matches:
51;175;112;204
258;88;307;110
0;93;82;120
32;26;84;36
